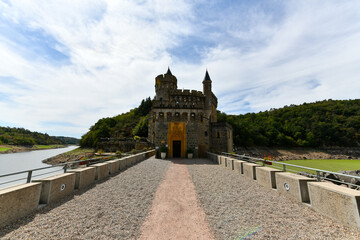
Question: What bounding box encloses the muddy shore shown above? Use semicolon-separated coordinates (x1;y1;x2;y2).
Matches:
234;147;360;160
42;148;95;165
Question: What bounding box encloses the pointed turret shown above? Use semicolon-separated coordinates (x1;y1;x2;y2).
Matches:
166;67;172;75
203;69;211;82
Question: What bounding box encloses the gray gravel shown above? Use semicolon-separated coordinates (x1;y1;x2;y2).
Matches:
186;159;360;240
0;157;169;239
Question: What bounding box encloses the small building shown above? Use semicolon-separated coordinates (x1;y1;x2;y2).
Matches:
148;68;233;158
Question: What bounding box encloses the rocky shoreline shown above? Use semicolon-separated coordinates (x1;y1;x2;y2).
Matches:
235;147;360;160
42;148;95;165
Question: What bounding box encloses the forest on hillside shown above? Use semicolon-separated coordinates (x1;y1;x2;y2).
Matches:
79;97;152;148
218;99;360;147
0;127;79;146
80;98;360;149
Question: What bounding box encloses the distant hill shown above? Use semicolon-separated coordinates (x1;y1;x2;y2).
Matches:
53;136;80;145
218;99;360;147
0;126;79;146
80;98;360;149
80;97;152;148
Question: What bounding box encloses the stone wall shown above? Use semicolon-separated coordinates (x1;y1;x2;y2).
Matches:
211;122;233;153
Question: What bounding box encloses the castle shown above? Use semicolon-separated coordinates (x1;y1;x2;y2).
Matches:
148;68;233;158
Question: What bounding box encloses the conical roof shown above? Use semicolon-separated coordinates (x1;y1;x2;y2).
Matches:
166;67;172;75
203;69;211;81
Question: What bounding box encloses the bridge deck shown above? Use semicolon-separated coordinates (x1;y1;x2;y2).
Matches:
1;156;360;239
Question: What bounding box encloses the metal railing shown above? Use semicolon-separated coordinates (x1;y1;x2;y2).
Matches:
220;152;360;189
0;149;151;189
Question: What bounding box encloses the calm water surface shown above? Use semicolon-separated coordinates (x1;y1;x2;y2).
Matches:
0;145;78;189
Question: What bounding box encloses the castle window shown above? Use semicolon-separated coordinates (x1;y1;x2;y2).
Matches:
182;112;188;120
205;131;208;136
217;132;220;138
159;112;164;120
190;113;196;121
175;112;180;117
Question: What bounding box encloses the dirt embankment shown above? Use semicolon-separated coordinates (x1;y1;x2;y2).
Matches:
42;148;95;165
234;147;360;160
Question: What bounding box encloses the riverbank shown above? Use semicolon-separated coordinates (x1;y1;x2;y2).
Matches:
42;148;95;165
235;147;360;160
0;144;68;154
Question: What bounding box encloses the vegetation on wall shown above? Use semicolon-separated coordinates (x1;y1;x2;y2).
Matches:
218;99;360;147
0;127;79;146
80;97;152;148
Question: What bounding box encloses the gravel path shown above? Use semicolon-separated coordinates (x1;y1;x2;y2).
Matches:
186;158;360;240
139;160;214;240
0;156;169;239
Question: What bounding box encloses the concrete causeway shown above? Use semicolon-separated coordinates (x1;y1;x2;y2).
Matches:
1;156;360;239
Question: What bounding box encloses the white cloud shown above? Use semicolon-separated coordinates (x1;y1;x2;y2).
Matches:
0;0;360;138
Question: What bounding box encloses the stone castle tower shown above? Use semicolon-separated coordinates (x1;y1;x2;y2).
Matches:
148;68;233;158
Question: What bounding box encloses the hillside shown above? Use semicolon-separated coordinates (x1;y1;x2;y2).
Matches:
80;98;360;149
218;99;360;147
0;126;79;146
80;97;152;148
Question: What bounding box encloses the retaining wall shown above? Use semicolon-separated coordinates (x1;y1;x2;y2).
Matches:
207;153;360;230
0;150;155;228
108;159;120;175
276;172;316;203
233;159;245;174
92;162;110;181
68;167;96;190
243;162;262;180
256;167;282;189
0;183;41;228
308;182;360;229
33;173;76;204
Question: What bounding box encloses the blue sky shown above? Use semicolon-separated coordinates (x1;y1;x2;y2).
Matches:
0;0;360;138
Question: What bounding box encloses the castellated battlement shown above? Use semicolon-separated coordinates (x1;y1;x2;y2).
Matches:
155;73;177;84
169;89;204;97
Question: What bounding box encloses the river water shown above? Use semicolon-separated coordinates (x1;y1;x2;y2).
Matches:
0;145;78;189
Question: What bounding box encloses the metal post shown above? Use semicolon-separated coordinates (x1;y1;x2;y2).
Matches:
283;164;286;172
27;171;33;183
316;171;321;182
63;164;68;173
262;161;265;166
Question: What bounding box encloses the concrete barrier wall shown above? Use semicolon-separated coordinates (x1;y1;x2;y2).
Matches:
308;182;360;229
243;162;262;180
108;159;120;175
276;172;316;203
0;183;41;228
217;155;221;165
0;150;155;228
120;157;127;170
256;167;282;189
225;158;233;170
207;153;360;230
233;160;245;174
92;162;110;181
68;167;96;190
126;156;133;167
33;173;75;204
220;156;224;167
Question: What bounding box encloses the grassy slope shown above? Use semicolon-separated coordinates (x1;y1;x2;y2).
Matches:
0;147;11;152
272;159;360;173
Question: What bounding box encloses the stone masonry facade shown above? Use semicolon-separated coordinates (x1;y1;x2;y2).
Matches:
148;68;233;158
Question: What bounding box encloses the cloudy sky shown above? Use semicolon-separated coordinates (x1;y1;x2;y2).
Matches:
0;0;360;138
